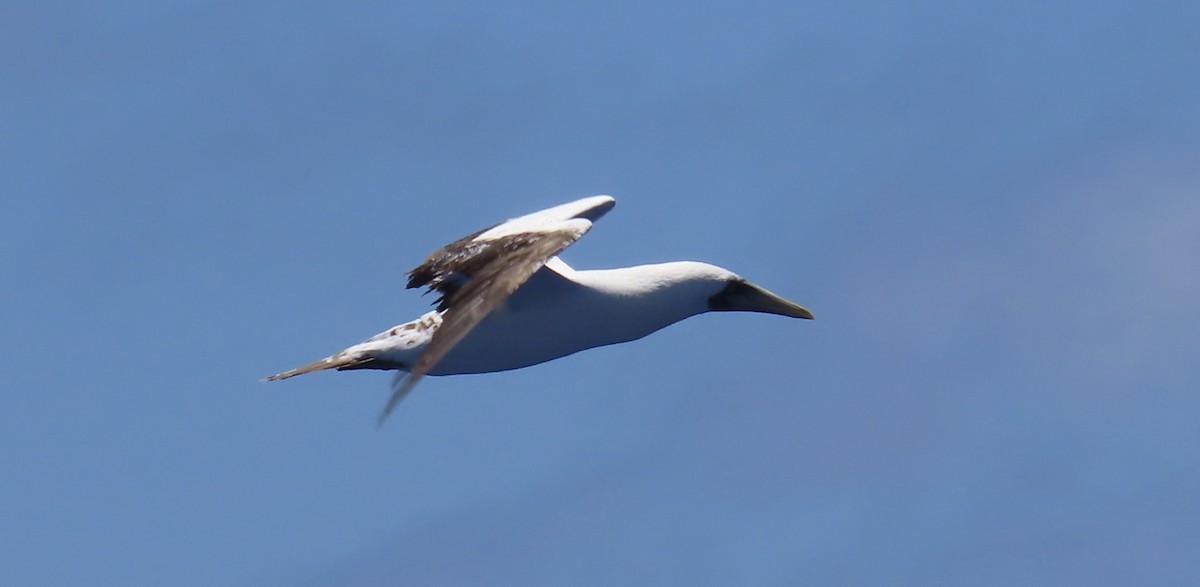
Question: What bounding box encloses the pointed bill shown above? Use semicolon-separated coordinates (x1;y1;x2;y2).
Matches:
709;279;814;319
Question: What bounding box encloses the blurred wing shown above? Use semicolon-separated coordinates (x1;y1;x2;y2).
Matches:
378;219;593;425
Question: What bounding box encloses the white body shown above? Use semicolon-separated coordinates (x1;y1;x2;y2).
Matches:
355;260;736;375
266;194;811;423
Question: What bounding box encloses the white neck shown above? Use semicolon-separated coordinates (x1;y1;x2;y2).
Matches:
567;261;731;340
433;261;733;374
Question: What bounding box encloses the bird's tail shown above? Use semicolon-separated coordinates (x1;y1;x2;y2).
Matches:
264;353;373;381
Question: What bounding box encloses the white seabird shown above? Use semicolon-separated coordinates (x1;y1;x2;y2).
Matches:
266;195;813;425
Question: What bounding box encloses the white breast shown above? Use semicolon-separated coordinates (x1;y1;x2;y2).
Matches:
427;262;724;375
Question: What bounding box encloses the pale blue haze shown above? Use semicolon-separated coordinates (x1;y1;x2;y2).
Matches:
3;2;1199;585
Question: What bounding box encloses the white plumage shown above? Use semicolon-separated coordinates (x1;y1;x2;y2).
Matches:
267;195;813;424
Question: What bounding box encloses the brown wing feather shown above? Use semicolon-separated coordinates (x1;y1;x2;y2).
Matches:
406;223;499;311
378;227;587;426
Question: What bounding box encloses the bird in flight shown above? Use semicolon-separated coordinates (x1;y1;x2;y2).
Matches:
266;195;813;425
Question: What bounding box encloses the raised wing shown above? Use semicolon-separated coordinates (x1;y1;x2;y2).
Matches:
379;220;594;425
379;195;615;425
406;195;615;311
405;224;497;312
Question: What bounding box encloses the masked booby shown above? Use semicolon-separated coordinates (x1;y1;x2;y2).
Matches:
266;195;813;425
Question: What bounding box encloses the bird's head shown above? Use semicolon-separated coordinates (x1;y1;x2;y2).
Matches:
648;261;813;319
689;263;814;319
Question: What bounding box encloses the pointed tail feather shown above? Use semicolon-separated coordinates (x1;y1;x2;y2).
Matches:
264;354;370;381
266;351;416;427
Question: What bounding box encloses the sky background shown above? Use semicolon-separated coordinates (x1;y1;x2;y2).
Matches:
3;1;1199;585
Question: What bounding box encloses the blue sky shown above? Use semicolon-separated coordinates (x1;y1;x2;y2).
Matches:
3;2;1199;585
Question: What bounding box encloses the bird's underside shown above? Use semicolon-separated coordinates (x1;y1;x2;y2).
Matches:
267;196;615;425
265;195;812;426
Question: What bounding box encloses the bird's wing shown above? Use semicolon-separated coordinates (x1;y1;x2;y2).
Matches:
404;223;498;312
380;198;615;425
406;195;614;311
